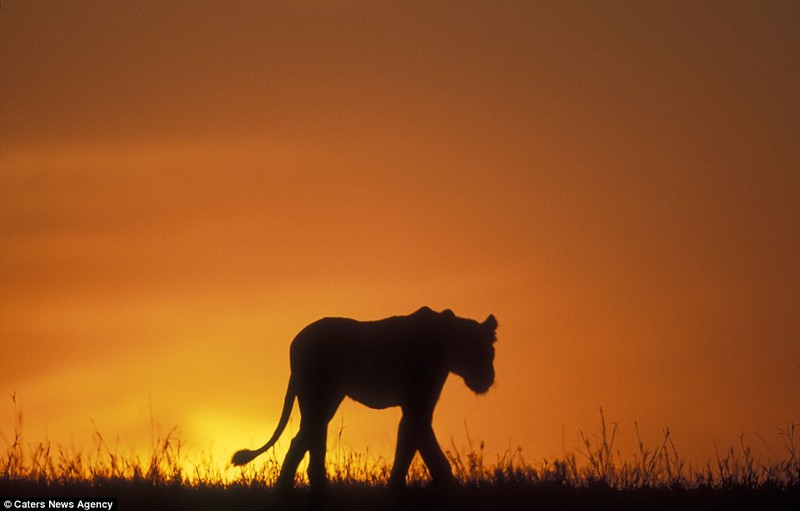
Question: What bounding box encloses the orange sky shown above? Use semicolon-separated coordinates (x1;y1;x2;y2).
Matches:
1;1;799;472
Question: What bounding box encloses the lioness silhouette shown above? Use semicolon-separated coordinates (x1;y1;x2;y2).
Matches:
231;306;497;491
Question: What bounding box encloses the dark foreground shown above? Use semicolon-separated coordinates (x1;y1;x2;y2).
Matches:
2;481;798;511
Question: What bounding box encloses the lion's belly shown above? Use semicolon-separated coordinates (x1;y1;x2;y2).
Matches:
342;364;405;409
345;383;401;409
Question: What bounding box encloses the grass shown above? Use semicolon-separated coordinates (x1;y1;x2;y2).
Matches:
1;400;798;510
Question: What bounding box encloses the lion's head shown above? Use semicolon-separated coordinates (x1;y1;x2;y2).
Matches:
440;309;497;395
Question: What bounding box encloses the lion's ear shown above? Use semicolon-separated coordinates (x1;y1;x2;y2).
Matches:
443;309;455;317
483;314;498;331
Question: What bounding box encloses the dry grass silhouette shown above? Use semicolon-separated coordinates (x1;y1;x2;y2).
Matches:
2;399;798;510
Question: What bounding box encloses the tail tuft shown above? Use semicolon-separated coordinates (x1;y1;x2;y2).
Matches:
231;449;259;466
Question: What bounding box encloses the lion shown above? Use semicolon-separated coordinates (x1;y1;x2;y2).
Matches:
231;306;497;491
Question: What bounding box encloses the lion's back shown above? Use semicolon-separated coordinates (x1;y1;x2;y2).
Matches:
288;312;442;408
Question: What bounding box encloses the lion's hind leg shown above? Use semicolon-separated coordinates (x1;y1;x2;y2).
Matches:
276;428;308;491
276;391;342;492
304;393;342;488
306;419;329;489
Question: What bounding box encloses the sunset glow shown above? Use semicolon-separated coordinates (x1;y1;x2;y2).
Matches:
1;1;799;476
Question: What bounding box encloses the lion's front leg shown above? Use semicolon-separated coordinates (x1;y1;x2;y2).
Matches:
388;412;455;490
388;415;416;490
417;423;455;487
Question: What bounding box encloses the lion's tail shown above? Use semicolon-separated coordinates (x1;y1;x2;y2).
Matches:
231;375;296;466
